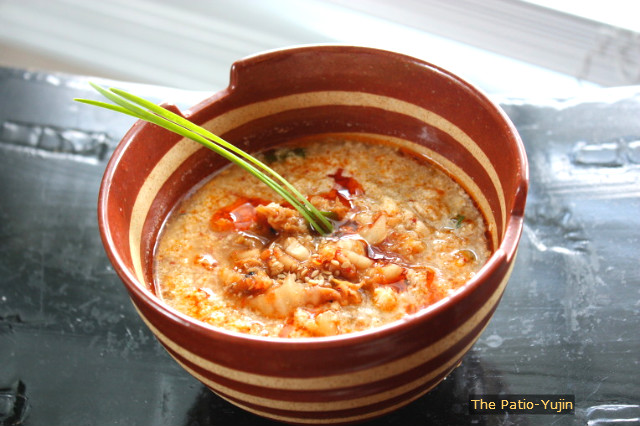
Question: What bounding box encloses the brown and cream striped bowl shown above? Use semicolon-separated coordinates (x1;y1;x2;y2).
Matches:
98;45;528;424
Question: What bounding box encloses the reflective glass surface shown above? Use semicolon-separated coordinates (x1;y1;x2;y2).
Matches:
1;68;638;425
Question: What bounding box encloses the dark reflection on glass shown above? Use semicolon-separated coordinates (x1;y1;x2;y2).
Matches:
182;353;532;426
362;353;531;426
0;69;638;426
0;380;30;426
184;387;280;426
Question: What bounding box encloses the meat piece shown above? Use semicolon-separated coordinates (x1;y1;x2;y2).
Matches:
219;267;274;296
246;274;340;318
254;202;309;234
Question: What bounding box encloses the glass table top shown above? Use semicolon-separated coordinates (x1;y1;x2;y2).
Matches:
0;67;638;426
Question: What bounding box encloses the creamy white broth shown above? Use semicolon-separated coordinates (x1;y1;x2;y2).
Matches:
153;136;490;338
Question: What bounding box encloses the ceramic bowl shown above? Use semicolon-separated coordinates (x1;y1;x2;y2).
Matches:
98;45;528;424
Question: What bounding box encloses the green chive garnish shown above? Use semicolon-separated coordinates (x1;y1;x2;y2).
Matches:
76;83;333;235
453;214;466;228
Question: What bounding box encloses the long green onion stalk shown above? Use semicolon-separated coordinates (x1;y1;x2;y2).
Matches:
75;83;333;235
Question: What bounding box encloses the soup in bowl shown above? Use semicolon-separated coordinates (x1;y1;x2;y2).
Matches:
98;45;528;424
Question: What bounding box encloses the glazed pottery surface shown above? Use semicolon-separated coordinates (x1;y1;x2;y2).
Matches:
98;45;528;425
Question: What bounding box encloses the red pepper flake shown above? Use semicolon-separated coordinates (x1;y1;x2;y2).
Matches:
329;168;364;196
425;268;435;285
321;169;364;208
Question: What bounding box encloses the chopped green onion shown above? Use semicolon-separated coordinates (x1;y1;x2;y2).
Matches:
452;214;465;228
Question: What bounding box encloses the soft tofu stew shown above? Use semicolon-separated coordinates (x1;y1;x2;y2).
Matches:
154;136;491;338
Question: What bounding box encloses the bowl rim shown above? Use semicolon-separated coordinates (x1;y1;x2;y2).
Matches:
98;44;529;349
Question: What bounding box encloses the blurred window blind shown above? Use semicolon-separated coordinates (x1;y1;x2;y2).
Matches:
326;0;640;86
0;0;637;90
